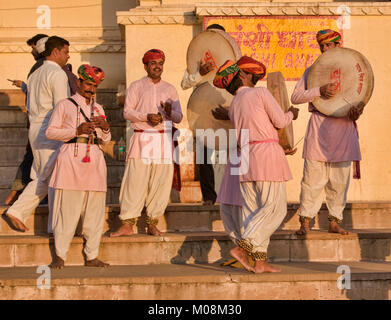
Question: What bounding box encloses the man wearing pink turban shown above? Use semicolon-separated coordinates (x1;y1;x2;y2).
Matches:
46;64;110;269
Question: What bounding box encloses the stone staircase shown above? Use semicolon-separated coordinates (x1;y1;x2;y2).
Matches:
0;202;391;299
1;89;391;300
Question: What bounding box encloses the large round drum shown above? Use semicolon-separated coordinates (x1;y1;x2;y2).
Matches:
187;82;236;150
186;29;242;86
307;47;374;117
267;72;294;151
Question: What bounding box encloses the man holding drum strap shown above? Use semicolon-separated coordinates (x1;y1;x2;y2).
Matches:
291;29;363;236
214;57;299;273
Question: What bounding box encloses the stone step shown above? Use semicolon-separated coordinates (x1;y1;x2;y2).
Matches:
0;124;28;144
0;106;27;125
0;144;27;164
0;90;26;108
1;229;391;267
1;202;391;235
0;261;390;299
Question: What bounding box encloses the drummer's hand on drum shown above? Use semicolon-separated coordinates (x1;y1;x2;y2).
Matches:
288;106;299;120
147;113;163;126
161;101;172;118
199;61;214;76
284;148;297;156
320;83;338;99
211;105;230;120
348;105;364;121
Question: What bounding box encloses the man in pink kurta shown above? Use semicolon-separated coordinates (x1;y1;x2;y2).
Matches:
214;57;299;273
110;49;183;237
291;29;363;236
46;64;110;269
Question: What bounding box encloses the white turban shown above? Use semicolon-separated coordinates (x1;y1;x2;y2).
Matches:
36;36;49;54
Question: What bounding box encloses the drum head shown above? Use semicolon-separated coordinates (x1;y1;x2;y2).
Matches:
187;82;236;150
308;47;374;117
267;72;294;150
186;29;242;86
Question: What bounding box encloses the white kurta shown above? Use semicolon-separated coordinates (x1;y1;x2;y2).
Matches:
7;60;70;231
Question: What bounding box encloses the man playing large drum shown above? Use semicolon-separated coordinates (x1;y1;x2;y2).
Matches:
291;29;363;235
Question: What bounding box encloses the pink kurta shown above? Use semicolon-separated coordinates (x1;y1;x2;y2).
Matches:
46;93;111;192
291;67;361;162
124;76;183;160
228;86;294;182
216;154;244;206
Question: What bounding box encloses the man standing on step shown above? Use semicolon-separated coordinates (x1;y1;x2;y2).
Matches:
6;34;48;205
181;24;229;206
291;29;363;236
6;36;78;206
214;57;299;273
110;49;182;237
5;36;70;232
47;64;110;269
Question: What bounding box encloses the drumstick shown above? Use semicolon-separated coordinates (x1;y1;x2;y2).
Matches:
293;136;304;149
344;97;365;111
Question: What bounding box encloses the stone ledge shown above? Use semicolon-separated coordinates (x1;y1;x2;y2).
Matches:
196;2;391;16
117;2;391;26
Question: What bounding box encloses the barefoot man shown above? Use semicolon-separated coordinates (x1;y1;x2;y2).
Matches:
291;29;363;236
214;57;299;273
5;36;70;232
111;49;183;237
46;64;110;269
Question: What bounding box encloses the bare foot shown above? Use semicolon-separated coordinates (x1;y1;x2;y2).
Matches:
147;224;164;236
295;218;310;235
230;246;255;273
6;213;29;232
328;221;349;235
110;223;134;237
254;260;281;273
5;190;19;205
49;256;65;269
85;258;109;268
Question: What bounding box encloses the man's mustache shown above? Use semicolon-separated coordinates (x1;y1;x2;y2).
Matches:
85;91;94;94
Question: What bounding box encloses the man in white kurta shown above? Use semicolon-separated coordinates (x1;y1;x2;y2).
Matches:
181;23;233;205
46;64;110;269
6;36;71;232
111;49;183;237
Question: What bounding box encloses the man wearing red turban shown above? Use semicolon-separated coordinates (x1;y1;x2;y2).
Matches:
291;29;363;236
46;64;110;269
213;56;299;273
111;49;183;238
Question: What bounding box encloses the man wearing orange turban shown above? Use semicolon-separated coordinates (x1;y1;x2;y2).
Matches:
291;29;363;236
110;49;183;238
213;56;299;273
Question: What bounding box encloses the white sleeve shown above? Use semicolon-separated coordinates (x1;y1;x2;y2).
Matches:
181;69;203;90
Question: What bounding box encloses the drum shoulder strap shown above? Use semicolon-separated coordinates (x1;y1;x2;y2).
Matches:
67;97;98;138
67;97;91;123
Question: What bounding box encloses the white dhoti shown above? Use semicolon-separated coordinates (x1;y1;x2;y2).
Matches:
220;204;243;243
298;159;351;222
7;146;59;233
52;189;106;261
119;158;174;221
239;181;287;257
